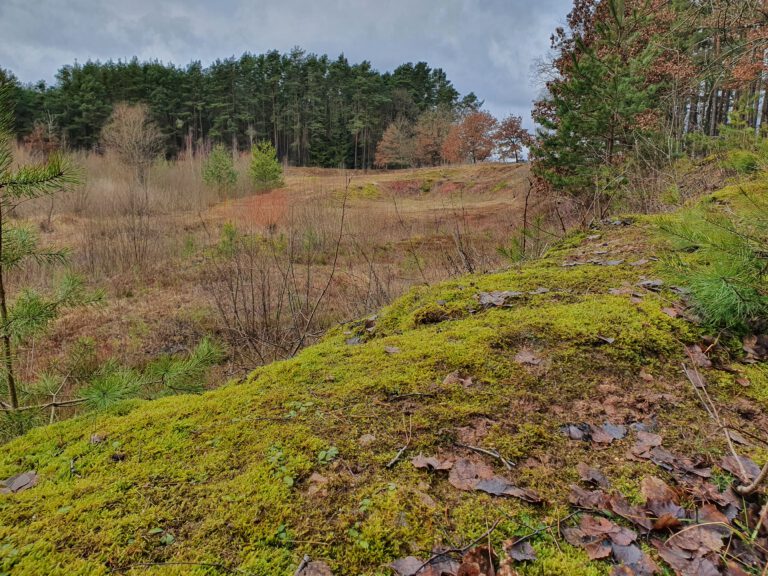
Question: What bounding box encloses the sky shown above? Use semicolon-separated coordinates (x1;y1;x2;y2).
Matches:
0;0;571;127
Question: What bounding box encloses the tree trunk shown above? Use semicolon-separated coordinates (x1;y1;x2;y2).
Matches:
0;198;18;409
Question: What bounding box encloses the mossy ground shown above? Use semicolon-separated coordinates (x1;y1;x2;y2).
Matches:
1;185;766;575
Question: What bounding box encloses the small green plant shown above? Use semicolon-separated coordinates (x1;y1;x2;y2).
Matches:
267;445;295;487
249;141;283;190
202;144;238;199
658;187;768;332
317;445;338;465
726;150;761;174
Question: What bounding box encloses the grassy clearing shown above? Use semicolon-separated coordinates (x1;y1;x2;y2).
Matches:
1;179;765;574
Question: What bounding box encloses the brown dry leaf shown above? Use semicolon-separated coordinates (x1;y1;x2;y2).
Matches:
639;369;654;382
610;543;658;576
631;432;662;458
503;538;536;562
497;559;520;576
609;494;653;531
743;334;768;362
457;562;481;576
448;458;494;491
685;344;712;368
514;349;541;366
721;455;761;483
475;477;541;503
652;539;720;576
0;471;38;494
569;485;609;510
580;515;637;547
478;291;524;308
307;472;329;497
641;476;678;504
668;525;724;554
576;462;610;488
411;454;454;471
461;545;497;576
662;307;679;318
585;540;612;560
443;371;473;387
389;557;433;576
296;560;334;576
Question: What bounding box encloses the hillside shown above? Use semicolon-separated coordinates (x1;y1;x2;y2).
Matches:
0;180;766;575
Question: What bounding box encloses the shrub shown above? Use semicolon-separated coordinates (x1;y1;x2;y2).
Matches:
726;150;761;174
250;141;283;190
659;186;768;332
202;144;237;198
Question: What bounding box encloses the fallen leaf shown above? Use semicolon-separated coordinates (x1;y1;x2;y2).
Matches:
389;557;425;576
307;472;329;497
475;477;541;503
609;494;653;531
478;291;524;308
514;349;541;366
296;560;334;576
503;538;536;562
576;462;610;488
662;307;679;318
448;458;494;491
462;545;497;576
641;476;678;504
639;369;654;382
443;371;474;387
0;471;38;494
358;434;376;446
637;279;664;291
721;455;761;483
384;346;401;355
562;423;591;441
569;485;609;510
685;345;712;368
585;540;613;560
631;432;662;458
411;455;454;471
743;334;768;362
611;543;658;576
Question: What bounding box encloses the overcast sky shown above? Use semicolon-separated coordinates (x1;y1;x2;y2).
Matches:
0;0;570;126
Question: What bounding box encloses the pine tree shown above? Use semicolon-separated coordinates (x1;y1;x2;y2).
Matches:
0;82;84;410
250;141;283;189
203;144;238;198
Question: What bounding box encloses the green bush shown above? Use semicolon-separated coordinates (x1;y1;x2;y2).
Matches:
725;149;761;174
250;141;283;189
202;144;238;197
658;185;768;332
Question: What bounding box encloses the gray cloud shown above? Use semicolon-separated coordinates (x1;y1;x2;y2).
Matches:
0;0;570;126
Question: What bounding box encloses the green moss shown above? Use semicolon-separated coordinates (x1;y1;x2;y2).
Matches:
0;199;764;575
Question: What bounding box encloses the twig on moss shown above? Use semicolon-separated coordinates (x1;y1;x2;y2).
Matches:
413;518;504;575
111;561;250;574
386;414;412;469
683;362;768;496
454;442;515;470
293;555;311;576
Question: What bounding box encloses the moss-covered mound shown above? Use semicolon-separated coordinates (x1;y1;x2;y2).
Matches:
1;189;766;575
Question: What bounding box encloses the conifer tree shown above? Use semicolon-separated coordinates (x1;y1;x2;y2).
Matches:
0;82;83;410
203;144;238;198
249;141;283;189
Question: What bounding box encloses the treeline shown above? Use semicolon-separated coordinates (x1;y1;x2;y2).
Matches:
375;110;531;168
1;48;481;168
533;0;768;207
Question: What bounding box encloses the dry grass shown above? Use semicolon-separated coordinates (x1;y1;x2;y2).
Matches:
8;146;550;384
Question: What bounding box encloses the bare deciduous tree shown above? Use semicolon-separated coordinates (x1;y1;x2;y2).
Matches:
101;103;164;187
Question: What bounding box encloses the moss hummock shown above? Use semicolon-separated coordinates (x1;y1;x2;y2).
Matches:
0;194;766;575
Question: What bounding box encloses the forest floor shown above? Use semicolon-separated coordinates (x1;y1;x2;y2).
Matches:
0;173;766;575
